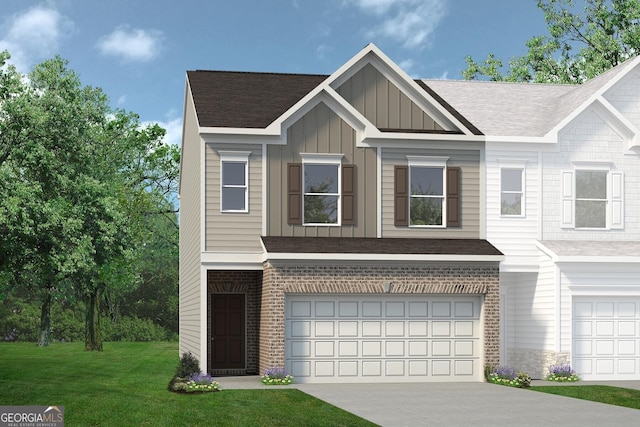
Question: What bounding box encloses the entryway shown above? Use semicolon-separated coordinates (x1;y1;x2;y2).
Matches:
211;294;245;370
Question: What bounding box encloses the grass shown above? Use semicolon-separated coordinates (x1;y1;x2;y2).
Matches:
0;342;376;426
530;385;640;410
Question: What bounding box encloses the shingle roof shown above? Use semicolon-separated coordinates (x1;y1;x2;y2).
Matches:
261;236;503;256
423;56;639;137
187;70;327;128
540;240;640;257
186;71;481;133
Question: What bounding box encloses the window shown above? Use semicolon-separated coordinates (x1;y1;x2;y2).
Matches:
394;158;460;228
575;170;607;228
561;165;624;230
301;155;342;225
501;168;524;216
219;151;250;212
410;166;445;226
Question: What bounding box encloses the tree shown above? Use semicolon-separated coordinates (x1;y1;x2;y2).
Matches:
0;52;180;349
463;0;640;83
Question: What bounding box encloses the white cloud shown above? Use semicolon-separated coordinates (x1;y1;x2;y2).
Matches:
0;6;75;72
97;26;164;62
144;116;182;147
344;0;446;49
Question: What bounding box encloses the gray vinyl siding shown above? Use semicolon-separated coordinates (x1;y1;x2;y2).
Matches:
336;63;443;131
205;143;263;252
381;147;481;238
267;101;377;237
179;85;203;361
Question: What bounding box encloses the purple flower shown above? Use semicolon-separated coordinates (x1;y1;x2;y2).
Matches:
494;366;516;380
549;364;574;377
264;367;287;379
189;372;215;385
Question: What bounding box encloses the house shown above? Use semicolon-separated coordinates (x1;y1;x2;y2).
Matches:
179;43;640;383
179;44;503;383
427;57;640;380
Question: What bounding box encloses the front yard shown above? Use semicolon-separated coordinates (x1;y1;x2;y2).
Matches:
0;342;375;426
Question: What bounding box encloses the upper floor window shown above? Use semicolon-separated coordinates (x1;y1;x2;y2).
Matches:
501;168;524;217
304;163;340;224
410;165;445;226
219;151;250;213
287;154;356;227
575;170;607;228
394;156;460;228
562;164;624;230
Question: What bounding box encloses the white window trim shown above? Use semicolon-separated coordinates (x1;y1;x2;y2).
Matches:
219;151;250;213
407;156;448;228
499;163;526;218
301;153;343;226
573;166;610;230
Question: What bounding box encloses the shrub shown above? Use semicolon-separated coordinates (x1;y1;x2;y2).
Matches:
487;366;531;388
261;367;294;385
546;364;580;382
103;315;171;342
175;352;201;378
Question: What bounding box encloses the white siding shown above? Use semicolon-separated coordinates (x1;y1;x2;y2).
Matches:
179;87;203;362
205;143;263;252
541;108;640;240
485;148;539;268
604;71;640;131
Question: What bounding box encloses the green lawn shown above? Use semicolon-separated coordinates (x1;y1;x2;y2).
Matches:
530;385;640;410
0;342;376;426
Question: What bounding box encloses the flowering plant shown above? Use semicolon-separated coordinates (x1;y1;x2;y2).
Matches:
487;366;531;388
185;372;221;392
546;364;580;382
261;367;294;385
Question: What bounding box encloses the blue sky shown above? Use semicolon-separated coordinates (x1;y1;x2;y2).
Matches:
1;0;548;145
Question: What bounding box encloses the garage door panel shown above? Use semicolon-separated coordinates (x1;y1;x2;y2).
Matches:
286;295;481;383
573;297;640;380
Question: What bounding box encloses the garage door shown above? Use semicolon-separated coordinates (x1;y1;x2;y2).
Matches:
573;297;640;380
285;294;482;383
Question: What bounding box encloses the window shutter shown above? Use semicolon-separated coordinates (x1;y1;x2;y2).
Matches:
394;165;409;226
287;163;302;225
342;164;356;225
446;167;461;227
561;170;574;228
610;171;624;229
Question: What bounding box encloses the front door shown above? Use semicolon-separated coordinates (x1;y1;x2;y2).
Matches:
211;294;245;370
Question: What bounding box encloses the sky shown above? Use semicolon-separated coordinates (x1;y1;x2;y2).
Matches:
1;0;550;146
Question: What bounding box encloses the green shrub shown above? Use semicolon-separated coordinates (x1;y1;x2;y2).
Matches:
175;352;200;378
103;315;171;342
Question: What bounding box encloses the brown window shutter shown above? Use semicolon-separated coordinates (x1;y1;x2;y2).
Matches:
394;165;409;226
447;167;461;227
342;164;356;225
287;163;302;225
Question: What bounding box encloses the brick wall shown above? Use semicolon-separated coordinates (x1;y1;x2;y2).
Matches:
259;261;500;375
207;270;262;375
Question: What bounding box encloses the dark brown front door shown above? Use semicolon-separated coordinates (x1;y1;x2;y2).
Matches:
211;294;245;369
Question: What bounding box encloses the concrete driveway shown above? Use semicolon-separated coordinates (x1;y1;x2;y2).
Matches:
221;377;640;426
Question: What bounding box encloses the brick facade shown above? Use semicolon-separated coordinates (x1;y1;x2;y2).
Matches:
258;261;500;375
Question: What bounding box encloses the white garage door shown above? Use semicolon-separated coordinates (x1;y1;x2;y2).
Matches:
573;297;640;380
285;294;482;383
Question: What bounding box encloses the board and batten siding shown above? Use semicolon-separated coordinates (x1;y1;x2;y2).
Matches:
336;63;444;131
485;148;539;268
179;85;203;362
267;101;378;238
381;147;480;238
205;143;263;252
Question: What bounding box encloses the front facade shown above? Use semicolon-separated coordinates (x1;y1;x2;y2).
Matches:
180;44;640;382
428;56;640;380
180;45;503;383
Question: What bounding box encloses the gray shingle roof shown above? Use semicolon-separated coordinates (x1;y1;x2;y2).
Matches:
540;240;640;257
423;56;639;137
